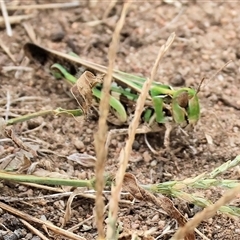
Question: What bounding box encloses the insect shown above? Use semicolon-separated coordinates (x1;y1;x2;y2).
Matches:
23;43;201;150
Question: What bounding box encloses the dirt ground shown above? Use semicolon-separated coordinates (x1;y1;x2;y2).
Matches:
1;1;240;240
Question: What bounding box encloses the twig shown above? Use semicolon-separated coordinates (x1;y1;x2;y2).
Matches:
102;0;118;19
84;17;114;27
5;90;11;122
94;2;131;239
19;182;65;193
22;22;39;44
0;39;16;63
107;26;176;240
1;66;33;72
6;2;81;10
0;0;12;36
0;201;86;240
0;154;15;163
18;22;38;79
22;121;45;134
68;215;94;232
0;192;72;202
0;14;35;28
20;219;49;240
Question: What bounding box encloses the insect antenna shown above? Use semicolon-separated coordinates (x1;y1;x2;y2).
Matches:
196;60;232;95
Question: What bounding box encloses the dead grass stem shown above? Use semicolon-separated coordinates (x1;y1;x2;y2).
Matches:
0;201;86;240
6;2;80;10
106;32;175;239
171;183;240;240
20;219;49;240
0;0;12;36
94;1;131;239
0;39;16;63
0;14;35;28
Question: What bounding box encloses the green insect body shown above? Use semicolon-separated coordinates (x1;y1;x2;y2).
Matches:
186;91;200;125
149;85;200;126
53;63;200;127
23;43;201;128
51;63;128;124
172;88;200;126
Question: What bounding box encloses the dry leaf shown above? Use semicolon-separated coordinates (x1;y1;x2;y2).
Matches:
67;153;96;167
122;173;195;240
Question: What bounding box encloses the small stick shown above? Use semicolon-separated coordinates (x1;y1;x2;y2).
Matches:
107;29;176;239
5;90;11;121
19;22;38;79
20;219;49;240
22;22;38;44
0;14;35;27
19;182;65;193
0;39;16;63
1;66;33;72
0;201;86;240
94;2;131;239
102;0;118;19
6;2;80;10
0;192;72;202
0;0;12;36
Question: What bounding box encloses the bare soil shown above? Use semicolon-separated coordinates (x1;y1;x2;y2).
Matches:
1;1;240;239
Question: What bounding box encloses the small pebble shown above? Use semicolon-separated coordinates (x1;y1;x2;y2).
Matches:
143;151;152;162
235;47;240;59
169;73;185;86
40;215;47;221
152;213;159;221
25;233;33;239
158;220;166;229
86;128;92;134
77;171;87;179
235;229;240;234
84;137;91;143
50;25;65;42
74;139;85;150
202;54;210;60
150;160;157;167
132;140;140;150
131;223;140;229
111;139;118;147
51;31;65;42
18;185;28;192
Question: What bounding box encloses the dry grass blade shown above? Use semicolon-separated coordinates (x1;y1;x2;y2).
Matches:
106;32;175;239
123;173;195;240
0;14;35;28
0;201;86;240
1;66;33;72
70;71;102;115
0;0;12;36
62;191;96;228
171;183;240;240
0;39;16;63
4;128;37;157
20;219;49;240
94;2;131;239
22;22;38;44
102;0;118;19
6;2;80;10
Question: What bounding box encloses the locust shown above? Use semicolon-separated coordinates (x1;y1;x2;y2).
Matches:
23;43;201;150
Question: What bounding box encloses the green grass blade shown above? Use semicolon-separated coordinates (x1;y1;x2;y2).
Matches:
92;87;127;123
51;63;77;84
